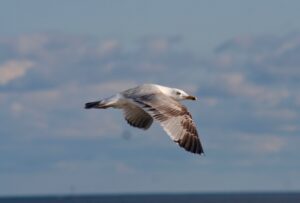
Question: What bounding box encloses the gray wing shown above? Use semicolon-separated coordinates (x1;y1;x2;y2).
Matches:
127;93;204;155
122;103;153;130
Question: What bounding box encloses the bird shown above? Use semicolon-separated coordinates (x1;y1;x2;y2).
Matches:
85;84;204;155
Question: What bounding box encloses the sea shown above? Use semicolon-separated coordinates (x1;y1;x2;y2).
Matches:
1;193;300;203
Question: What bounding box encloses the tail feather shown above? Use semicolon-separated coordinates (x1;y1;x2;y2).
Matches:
85;101;107;109
85;95;119;109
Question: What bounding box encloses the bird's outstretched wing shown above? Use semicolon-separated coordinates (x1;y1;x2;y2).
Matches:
122;103;153;130
126;93;204;154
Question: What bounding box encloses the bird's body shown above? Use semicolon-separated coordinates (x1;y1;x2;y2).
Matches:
85;84;204;155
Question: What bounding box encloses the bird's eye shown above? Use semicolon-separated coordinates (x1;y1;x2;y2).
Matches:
176;91;181;95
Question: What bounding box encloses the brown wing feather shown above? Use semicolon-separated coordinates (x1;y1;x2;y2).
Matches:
130;93;204;155
123;104;153;130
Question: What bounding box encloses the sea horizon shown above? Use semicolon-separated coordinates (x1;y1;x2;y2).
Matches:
1;191;300;203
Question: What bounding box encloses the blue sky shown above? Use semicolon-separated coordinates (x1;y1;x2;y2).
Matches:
0;0;300;196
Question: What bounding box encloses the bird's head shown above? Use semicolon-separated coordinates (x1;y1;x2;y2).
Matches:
157;85;197;101
171;88;197;101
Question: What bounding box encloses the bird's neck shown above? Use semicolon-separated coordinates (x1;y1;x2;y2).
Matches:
155;85;173;96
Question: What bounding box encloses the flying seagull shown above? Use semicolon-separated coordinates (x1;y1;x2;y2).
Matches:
85;84;204;155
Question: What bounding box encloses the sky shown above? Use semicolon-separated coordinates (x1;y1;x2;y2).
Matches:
0;0;300;196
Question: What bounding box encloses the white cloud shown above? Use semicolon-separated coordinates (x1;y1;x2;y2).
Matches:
214;53;234;67
200;97;219;107
219;73;290;104
85;80;138;96
255;108;298;120
239;134;286;154
16;34;49;55
255;136;286;154
1;32;300;196
0;33;201;91
4;89;62;116
0;60;34;85
278;125;299;133
22;89;61;104
97;39;120;57
139;36;179;54
147;38;169;53
0;32;299;163
56;114;122;138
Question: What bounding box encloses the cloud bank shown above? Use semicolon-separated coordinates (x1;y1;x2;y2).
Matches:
0;32;300;194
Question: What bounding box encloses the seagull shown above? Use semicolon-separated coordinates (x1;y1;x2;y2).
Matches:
85;84;204;155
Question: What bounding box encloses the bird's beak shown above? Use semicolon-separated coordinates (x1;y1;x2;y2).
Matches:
185;95;197;100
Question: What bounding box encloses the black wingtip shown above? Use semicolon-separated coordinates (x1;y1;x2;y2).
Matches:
177;134;204;155
85;102;99;109
198;148;205;156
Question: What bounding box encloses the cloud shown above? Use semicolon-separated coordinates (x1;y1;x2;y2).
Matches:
278;125;300;133
0;32;300;191
1;33;299;137
97;39;121;57
16;34;49;55
239;134;287;154
85;80;138;96
219;73;290;104
254;108;298;120
139;35;181;52
0;60;34;85
0;34;200;93
200;33;300;111
214;33;300;82
2;82;129;138
198;72;290;109
194;33;300;156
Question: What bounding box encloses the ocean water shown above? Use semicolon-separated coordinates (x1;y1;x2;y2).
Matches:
1;193;300;203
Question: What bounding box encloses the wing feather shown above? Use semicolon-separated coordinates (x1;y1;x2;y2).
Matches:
123;103;153;130
127;93;204;155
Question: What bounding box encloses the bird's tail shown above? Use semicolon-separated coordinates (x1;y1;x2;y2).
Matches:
85;100;108;109
85;94;120;109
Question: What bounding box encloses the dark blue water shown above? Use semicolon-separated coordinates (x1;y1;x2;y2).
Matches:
1;193;300;203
